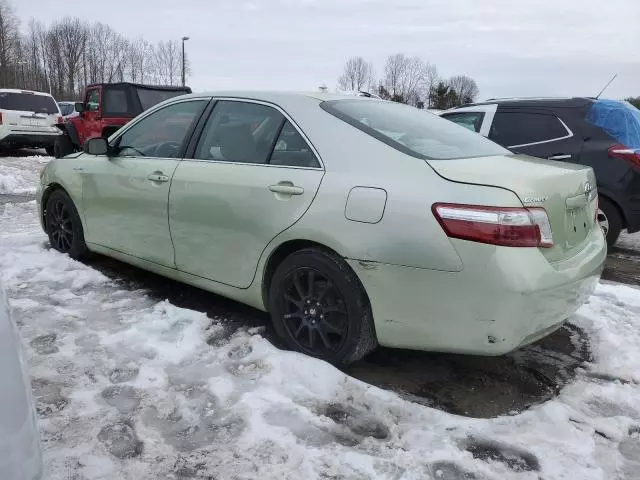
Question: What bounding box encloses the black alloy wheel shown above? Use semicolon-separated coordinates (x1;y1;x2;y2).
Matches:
281;267;348;355
45;190;88;259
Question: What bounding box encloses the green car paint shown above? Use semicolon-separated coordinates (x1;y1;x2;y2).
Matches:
38;91;606;358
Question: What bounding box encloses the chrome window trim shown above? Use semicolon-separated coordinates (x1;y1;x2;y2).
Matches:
507;117;574;149
189;96;325;170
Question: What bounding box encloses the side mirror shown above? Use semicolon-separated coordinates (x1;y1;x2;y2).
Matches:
84;137;108;156
74;102;85;113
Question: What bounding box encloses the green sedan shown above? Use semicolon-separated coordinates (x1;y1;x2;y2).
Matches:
37;92;607;365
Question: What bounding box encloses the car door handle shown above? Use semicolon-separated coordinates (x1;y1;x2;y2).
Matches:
548;154;572;160
147;173;169;183
269;184;304;195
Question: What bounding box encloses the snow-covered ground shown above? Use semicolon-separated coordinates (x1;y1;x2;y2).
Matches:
0;155;49;195
1;158;640;479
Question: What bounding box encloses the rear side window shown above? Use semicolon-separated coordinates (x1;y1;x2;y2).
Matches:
270;121;320;168
195;101;285;164
441;112;485;133
321;100;509;160
489;112;569;147
0;92;59;114
102;87;133;117
586;100;640;149
137;88;189;111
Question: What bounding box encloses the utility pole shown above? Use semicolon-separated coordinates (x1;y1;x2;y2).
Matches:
181;36;190;87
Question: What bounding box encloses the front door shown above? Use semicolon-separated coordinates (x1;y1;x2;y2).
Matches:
169;100;324;288
81;99;208;266
79;87;103;145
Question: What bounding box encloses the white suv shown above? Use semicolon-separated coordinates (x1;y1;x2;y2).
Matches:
0;89;62;156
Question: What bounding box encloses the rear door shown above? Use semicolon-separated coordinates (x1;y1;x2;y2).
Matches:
488;109;583;163
169;99;324;288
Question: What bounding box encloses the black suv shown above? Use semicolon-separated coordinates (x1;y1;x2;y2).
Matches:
441;98;640;246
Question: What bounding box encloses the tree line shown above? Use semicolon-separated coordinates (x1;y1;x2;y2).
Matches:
337;54;479;109
0;0;189;100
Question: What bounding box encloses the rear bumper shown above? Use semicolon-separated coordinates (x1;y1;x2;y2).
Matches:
0;132;60;148
348;226;606;355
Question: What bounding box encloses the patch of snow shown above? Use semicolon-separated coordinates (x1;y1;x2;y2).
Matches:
1;157;640;479
0;155;50;195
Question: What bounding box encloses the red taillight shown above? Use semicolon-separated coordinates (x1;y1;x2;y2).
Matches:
608;144;640;168
432;203;554;248
0;112;3;125
57;116;63;124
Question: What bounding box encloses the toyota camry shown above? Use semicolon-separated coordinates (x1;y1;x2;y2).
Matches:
37;92;607;365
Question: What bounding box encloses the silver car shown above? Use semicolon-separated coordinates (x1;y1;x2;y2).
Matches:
39;92;606;365
0;283;42;480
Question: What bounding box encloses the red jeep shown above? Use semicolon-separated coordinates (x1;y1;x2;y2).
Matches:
54;82;191;157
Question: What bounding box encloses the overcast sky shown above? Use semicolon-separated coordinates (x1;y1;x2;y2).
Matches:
13;0;640;100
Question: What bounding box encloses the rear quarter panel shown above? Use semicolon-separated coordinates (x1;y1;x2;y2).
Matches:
260;97;524;273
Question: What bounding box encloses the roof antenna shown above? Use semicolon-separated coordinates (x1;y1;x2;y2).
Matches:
595;74;617;99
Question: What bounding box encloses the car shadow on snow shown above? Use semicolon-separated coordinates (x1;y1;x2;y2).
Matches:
85;253;592;419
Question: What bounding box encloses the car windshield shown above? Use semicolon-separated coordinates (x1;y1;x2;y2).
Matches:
321;99;510;160
586;99;640;149
0;92;59;114
58;103;74;116
137;87;190;111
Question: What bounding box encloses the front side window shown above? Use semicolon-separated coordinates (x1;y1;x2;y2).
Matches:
489;112;569;147
321;100;509;160
441;112;485;133
113;100;206;158
195;101;285;164
86;89;100;112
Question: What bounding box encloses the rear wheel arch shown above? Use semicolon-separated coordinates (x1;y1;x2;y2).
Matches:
264;240;378;365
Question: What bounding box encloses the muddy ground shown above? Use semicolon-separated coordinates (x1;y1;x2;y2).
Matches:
3;190;639;418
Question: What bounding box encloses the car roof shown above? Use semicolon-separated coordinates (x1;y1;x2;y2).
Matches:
86;82;191;92
457;97;595;109
0;88;55;97
172;90;379;104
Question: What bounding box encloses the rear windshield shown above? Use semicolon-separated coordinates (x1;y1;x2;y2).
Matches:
137;88;189;111
586;100;640;149
0;92;59;115
321;100;510;160
58;103;74;116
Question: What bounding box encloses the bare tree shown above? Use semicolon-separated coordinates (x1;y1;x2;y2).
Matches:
448;75;479;104
382;54;435;106
0;0;20;87
153;40;181;85
337;56;374;92
52;17;88;96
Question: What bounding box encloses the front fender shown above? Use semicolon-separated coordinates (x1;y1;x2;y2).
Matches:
56;122;81;147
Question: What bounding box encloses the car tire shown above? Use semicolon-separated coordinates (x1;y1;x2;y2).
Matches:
45;146;55;157
598;197;622;248
269;248;377;366
54;133;75;158
45;190;88;260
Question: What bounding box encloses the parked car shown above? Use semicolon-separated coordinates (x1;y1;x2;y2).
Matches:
0;283;43;480
440;97;640;247
0;88;62;156
54;82;192;158
57;101;80;119
38;92;606;365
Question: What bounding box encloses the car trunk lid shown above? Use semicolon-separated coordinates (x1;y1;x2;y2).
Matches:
427;154;599;263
